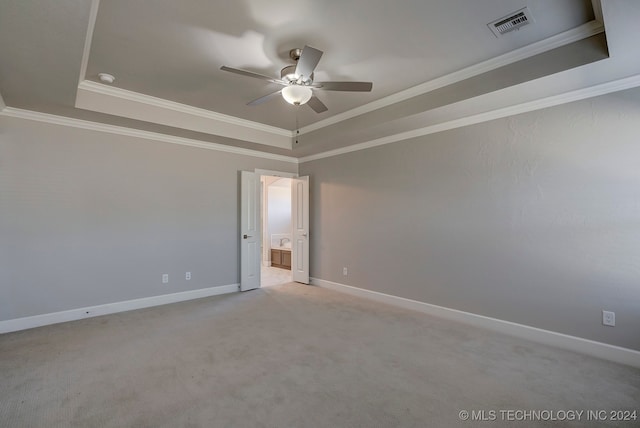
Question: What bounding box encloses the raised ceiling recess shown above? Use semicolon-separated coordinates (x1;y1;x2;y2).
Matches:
4;1;640;159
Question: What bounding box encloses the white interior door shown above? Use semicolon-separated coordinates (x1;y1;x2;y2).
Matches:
291;176;310;284
240;171;261;291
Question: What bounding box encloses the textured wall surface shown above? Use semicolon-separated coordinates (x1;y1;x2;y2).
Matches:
300;87;640;350
267;179;292;240
0;117;296;320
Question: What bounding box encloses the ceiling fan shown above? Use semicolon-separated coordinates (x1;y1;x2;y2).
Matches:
220;45;373;113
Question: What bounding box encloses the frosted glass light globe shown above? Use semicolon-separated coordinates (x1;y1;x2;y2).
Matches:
282;85;312;105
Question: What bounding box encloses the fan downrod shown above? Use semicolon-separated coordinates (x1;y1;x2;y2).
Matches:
281;48;313;84
289;48;303;62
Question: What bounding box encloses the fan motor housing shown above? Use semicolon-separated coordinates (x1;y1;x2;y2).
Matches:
281;65;313;84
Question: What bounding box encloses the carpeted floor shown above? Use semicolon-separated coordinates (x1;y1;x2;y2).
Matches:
1;282;638;427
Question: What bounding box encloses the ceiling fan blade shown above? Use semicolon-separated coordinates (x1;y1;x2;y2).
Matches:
295;45;323;80
220;66;287;85
247;90;282;106
313;81;373;92
307;95;328;113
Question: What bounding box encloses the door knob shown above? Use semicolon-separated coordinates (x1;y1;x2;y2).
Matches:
243;234;252;239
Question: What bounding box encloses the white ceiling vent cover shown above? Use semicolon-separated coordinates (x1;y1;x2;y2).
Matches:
488;7;534;37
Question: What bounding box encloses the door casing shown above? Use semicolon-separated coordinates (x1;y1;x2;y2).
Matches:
240;170;310;290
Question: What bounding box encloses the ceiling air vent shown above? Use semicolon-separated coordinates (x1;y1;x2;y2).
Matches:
488;7;534;38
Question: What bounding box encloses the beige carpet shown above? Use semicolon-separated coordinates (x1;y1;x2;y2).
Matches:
1;283;638;427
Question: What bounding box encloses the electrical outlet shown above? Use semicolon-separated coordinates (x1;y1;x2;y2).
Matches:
162;274;169;284
602;310;615;327
186;272;191;280
343;267;348;276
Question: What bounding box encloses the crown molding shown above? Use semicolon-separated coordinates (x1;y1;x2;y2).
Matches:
299;73;640;163
78;0;100;86
7;12;616;165
75;0;294;150
0;107;298;164
77;80;294;138
74;20;603;143
592;0;603;23
7;72;640;166
8;72;640;167
299;20;605;136
72;17;603;152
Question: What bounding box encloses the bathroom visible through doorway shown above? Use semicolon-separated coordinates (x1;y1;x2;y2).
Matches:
261;176;293;287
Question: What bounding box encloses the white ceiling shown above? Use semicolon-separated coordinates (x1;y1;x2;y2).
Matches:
2;1;640;158
84;0;594;130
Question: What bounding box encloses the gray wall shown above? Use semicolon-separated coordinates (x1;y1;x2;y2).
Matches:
0;116;296;320
300;87;640;351
267;178;292;239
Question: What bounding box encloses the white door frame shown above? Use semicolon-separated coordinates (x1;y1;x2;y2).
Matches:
240;169;310;289
254;169;298;178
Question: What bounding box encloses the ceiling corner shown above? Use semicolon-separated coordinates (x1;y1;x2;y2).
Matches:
592;0;604;23
297;20;605;136
78;0;100;86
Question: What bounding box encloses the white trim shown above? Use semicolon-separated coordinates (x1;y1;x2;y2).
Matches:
592;0;604;23
77;0;100;85
9;70;640;167
0;108;298;164
77;80;293;138
0;90;5;111
299;73;640;163
0;284;239;334
298;20;605;135
254;168;299;178
310;278;640;369
71;19;603;143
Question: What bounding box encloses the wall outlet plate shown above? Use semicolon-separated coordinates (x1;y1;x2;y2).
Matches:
162;274;169;284
186;272;191;280
602;310;615;327
343;267;348;276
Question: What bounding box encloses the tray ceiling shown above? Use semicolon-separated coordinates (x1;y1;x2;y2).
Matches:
2;1;640;158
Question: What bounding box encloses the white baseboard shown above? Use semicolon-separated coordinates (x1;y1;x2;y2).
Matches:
310;278;640;369
0;284;239;334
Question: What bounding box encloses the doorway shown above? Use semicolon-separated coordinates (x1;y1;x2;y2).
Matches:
261;175;293;287
240;170;309;291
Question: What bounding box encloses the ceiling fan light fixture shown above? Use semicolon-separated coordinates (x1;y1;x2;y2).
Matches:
221;45;372;113
281;85;312;106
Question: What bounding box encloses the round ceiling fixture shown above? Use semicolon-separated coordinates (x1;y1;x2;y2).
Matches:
281;85;312;106
98;73;115;84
